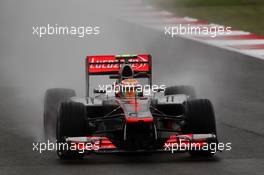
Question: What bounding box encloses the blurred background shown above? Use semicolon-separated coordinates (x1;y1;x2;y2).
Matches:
146;0;264;35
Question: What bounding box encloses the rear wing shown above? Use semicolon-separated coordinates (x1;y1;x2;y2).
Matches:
85;54;152;97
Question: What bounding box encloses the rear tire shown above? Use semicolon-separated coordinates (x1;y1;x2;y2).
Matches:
56;101;86;160
44;88;76;140
184;99;217;157
165;85;196;99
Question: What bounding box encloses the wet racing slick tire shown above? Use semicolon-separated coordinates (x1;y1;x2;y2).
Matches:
44;88;76;140
165;85;196;99
56;101;86;160
184;99;217;157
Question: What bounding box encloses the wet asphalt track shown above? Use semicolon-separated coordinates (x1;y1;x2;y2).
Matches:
0;1;264;175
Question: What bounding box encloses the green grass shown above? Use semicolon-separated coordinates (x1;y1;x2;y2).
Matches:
146;0;264;35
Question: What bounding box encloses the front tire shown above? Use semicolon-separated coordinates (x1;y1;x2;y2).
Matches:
184;99;217;157
56;101;86;160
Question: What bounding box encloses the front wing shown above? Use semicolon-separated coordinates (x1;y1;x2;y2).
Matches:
65;133;217;154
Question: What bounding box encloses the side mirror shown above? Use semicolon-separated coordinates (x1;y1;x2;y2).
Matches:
93;88;106;94
157;88;165;92
153;88;165;98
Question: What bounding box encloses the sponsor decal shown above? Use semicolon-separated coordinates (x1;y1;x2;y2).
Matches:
87;55;150;73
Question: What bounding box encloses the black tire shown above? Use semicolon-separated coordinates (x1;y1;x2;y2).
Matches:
44;88;76;140
184;99;217;157
164;85;196;99
56;101;86;160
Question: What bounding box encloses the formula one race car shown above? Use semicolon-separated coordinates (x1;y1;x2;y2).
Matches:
44;54;218;159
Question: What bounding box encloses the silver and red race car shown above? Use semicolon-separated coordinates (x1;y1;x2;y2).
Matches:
44;54;218;159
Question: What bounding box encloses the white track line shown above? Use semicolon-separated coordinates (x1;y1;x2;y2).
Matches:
206;40;264;46
242;50;264;56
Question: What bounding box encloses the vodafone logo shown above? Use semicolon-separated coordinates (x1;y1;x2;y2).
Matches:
87;55;150;73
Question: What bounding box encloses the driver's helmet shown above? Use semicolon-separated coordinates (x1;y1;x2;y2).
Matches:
120;79;141;98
